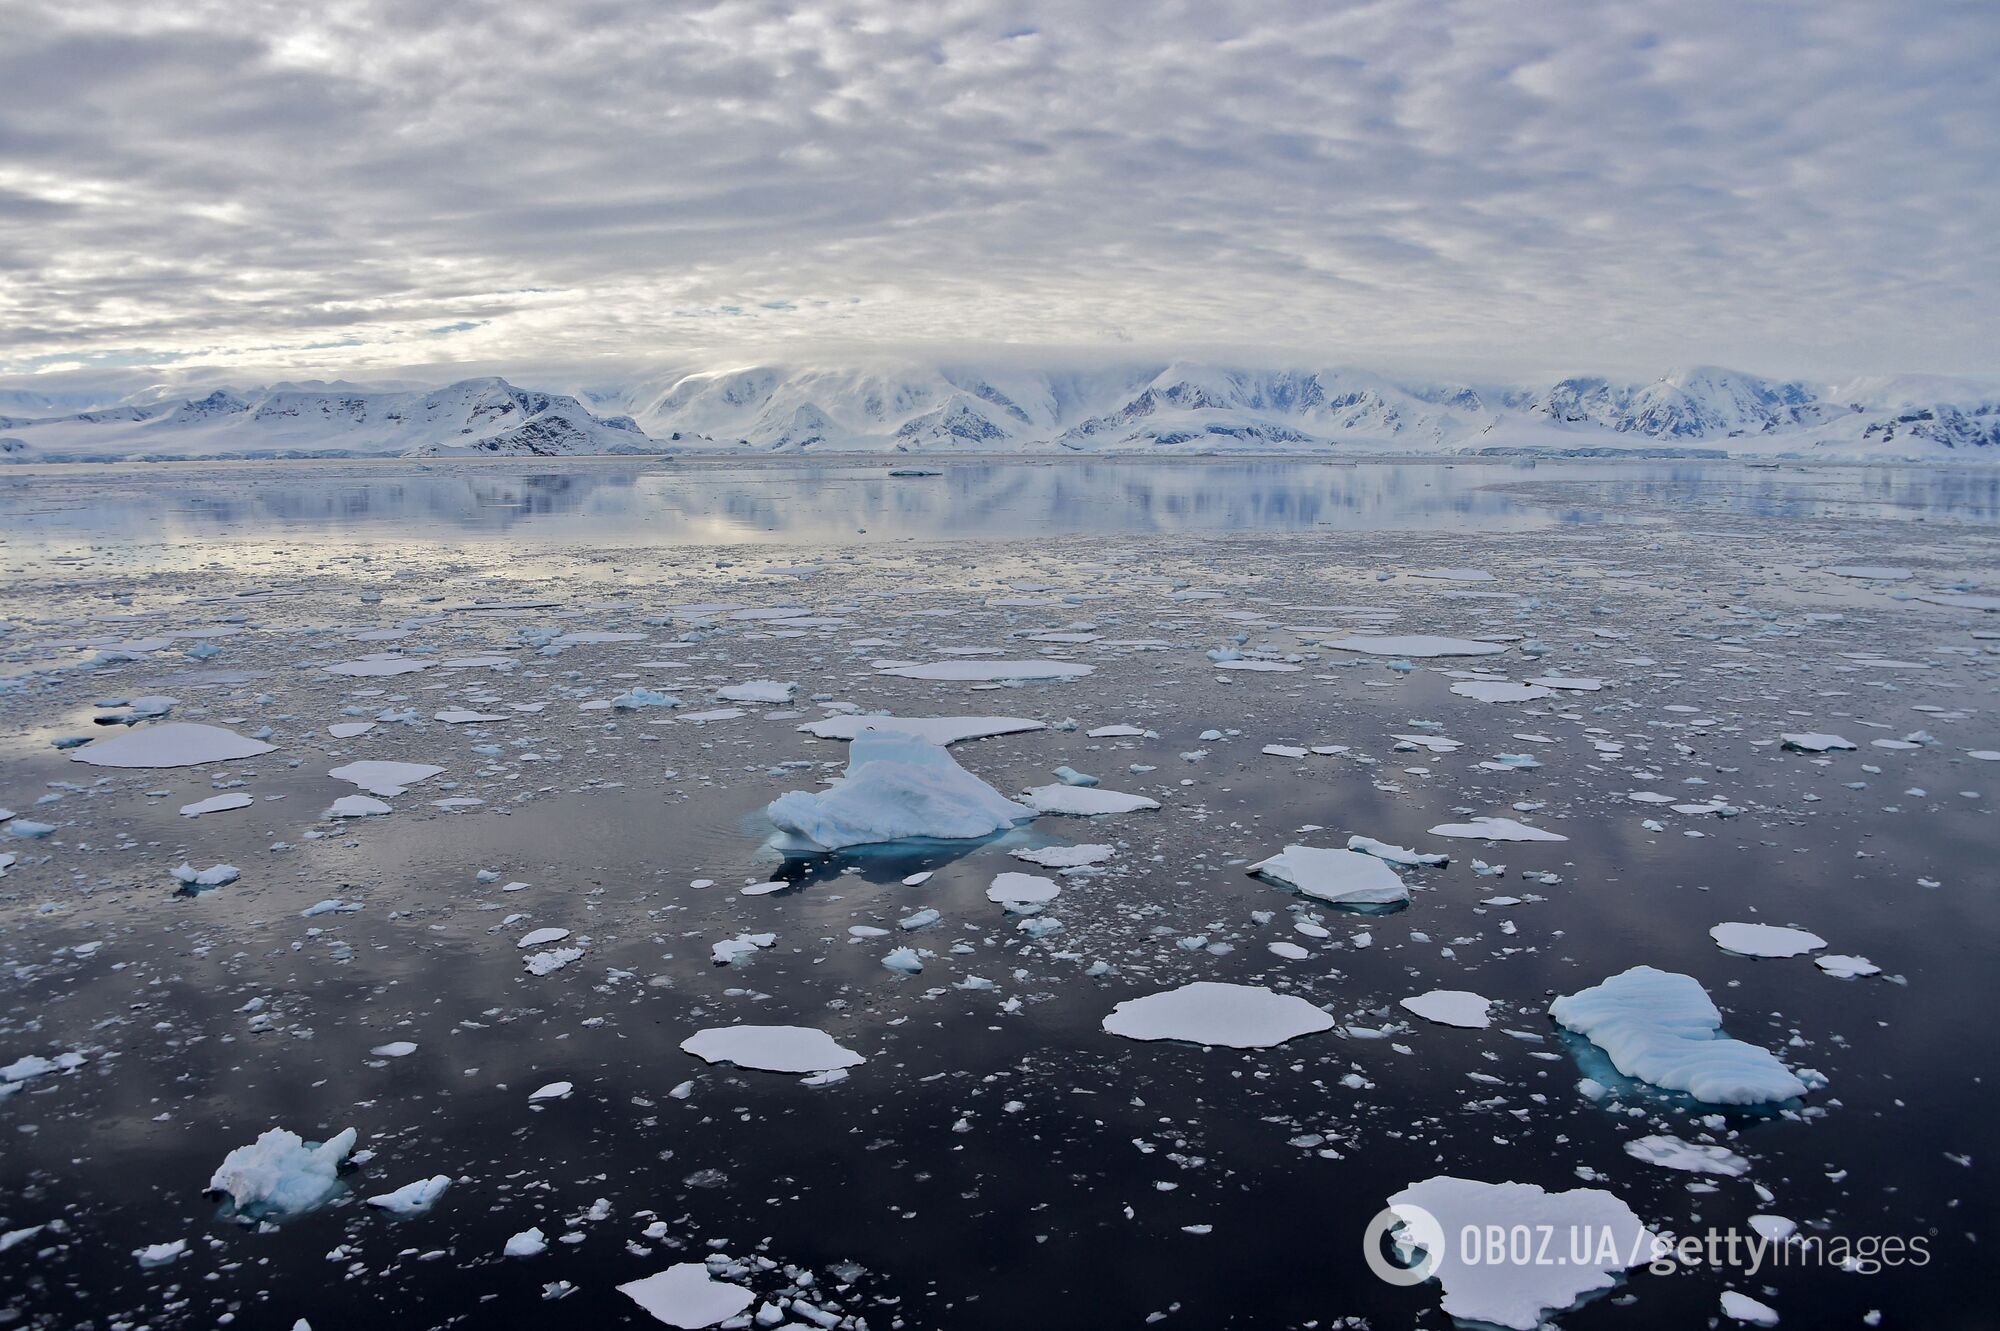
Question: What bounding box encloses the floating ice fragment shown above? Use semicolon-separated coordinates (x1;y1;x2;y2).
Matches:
70;723;274;768
1012;843;1115;868
367;1175;450;1214
765;730;1033;851
208;1127;357;1217
679;1026;864;1074
1710;923;1826;958
1248;846;1409;906
881;947;923;974
171;862;239;888
1102;981;1333;1049
616;1263;756;1329
1815;954;1881;979
612;688;680;710
879;659;1094;681
528;1081;573;1102
517;928;570;949
523;947;583;976
717;680;796;703
1021;785;1159;816
368;1041;417;1058
799;714;1045;745
1780;732;1855;753
987;872;1060;907
328;760;444;796
1550;966;1808;1104
1346;835;1447;867
1451;680;1555;704
325;795;391;818
1427;817;1567;842
179;792;252;818
1401;990;1494;1029
134;1239;188;1267
503;1227;547;1257
1721;1290;1782;1325
1624;1134;1751;1176
1323;635;1507;658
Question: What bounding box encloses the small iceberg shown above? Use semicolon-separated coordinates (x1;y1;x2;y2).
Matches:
207;1127;358;1218
1549;966;1810;1105
1248;846;1409;907
765;730;1032;852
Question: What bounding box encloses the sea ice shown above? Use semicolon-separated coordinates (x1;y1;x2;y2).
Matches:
987;872;1061;907
1780;732;1855;753
1382;1176;1656;1331
1624;1134;1751;1176
1020;785;1160;816
877;660;1094;681
207;1127;358;1217
325;795;391;818
680;1025;865;1074
717;680;796;703
1427;817;1568;842
1248;846;1409;906
1102;981;1334;1049
1710;922;1827;958
1347;835;1447;867
366;1175;450;1214
179;793;253;818
1815;954;1881;979
1451;680;1555;703
799;714;1045;745
328;760;445;796
1550;966;1809;1104
616;1263;756;1329
1322;635;1508;658
70;723;274;768
765;730;1033;851
1011;843;1115;868
1400;990;1494;1028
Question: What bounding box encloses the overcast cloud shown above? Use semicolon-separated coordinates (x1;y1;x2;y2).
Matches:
1;0;1995;385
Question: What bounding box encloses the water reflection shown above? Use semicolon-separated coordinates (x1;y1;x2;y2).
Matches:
3;460;1993;561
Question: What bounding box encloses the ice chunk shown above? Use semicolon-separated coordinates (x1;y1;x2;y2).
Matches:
1550;966;1808;1104
528;1081;573;1102
517;927;571;949
70;723;274;768
503;1227;547;1257
134;1239;188;1266
680;1025;865;1074
612;687;680;710
1249;846;1409;906
1021;785;1160;816
369;1041;417;1058
366;1175;450;1214
328;760;445;796
1346;835;1447;867
1815;954;1880;979
1011;843;1114;868
1383;1175;1656;1331
179;792;253;818
1821;565;1911;580
881;946;923;973
1427;817;1567;842
1323;635;1507;658
1451;680;1555;703
325;795;391;818
800;714;1045;745
1400;990;1494;1029
717;680;796;703
1710;922;1826;958
878;660;1093;681
765;730;1032;851
208;1127;358;1217
1102;981;1333;1049
1780;732;1855;753
523;947;583;976
616;1263;756;1329
987;871;1060;907
1624;1134;1751;1176
1721;1291;1782;1325
172;862;240;888
324;657;432;676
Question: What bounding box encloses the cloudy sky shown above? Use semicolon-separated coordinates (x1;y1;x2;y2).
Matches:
2;0;1994;387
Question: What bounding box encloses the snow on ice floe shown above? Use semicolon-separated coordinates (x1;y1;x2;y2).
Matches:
1021;785;1160;816
1323;635;1507;658
1102;981;1334;1049
1710;922;1826;958
1427;817;1567;842
1780;732;1855;753
799;714;1046;745
1383;1176;1656;1331
366;1175;450;1214
766;730;1032;852
1624;1134;1751;1176
207;1127;357;1217
328;760;445;796
1550;966;1810;1105
1400;990;1495;1028
1012;843;1115;868
617;1263;756;1329
70;723;274;768
716;679;796;703
986;871;1060;908
1249;846;1409;907
179;792;252;818
679;1025;865;1074
878;659;1094;681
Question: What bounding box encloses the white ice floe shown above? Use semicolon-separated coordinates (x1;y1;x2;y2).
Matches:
3;1051;85;1082
1248;846;1409;906
710;932;775;964
1382;1175;1656;1331
1815;954;1881;978
328;722;375;738
1821;565;1912;580
1527;675;1605;691
133;1239;187;1267
517;928;571;949
528;1081;573;1102
323;657;432;677
1409;567;1495;581
1102;981;1334;1049
616;1263;757;1329
1710;922;1827;958
1550;966;1809;1104
325;795;391;818
208;1127;358;1216
1624;1134;1751;1176
1323;635;1508;658
368;1041;417;1057
987;872;1061;907
1020;785;1160;816
1347;835;1448;867
1400;990;1495;1028
878;659;1094;682
1427;817;1568;842
1011;843;1115;868
1779;732;1855;752
328;760;445;796
1721;1290;1782;1325
1087;724;1148;737
717;680;796;703
366;1175;450;1214
765;730;1033;851
503;1227;546;1257
434;708;504;724
171;862;239;888
71;723;275;768
679;1025;865;1074
799;714;1045;745
523;947;583;976
179;792;253;818
1451;679;1556;704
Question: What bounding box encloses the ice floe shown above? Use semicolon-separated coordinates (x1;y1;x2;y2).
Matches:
1248;845;1409;906
1400;990;1495;1028
328;760;445;796
1323;635;1507;657
616;1263;756;1329
1101;981;1334;1049
1710;922;1827;958
878;660;1094;681
1427;817;1567;842
1624;1134;1751;1176
70;723;274;768
1550;966;1810;1104
1020;785;1160;816
366;1175;450;1214
207;1127;357;1217
986;872;1061;907
179;792;253;818
766;730;1032;851
679;1025;865;1074
798;714;1045;745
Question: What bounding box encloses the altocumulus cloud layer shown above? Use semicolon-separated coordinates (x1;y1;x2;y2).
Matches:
1;0;1995;382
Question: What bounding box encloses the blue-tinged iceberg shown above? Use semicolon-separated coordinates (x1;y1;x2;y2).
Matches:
765;730;1033;852
1549;966;1810;1105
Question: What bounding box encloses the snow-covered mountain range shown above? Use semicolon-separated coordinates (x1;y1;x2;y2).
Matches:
4;361;1996;461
